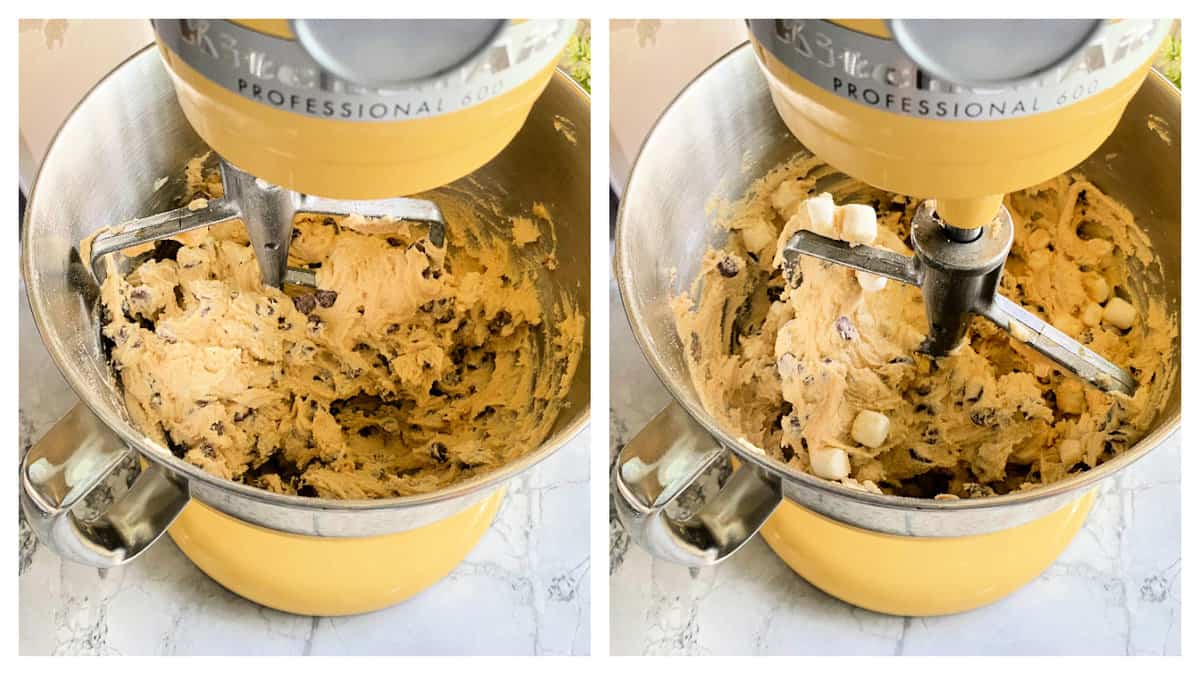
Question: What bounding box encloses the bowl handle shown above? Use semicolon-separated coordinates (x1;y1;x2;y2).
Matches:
20;403;190;568
612;402;782;567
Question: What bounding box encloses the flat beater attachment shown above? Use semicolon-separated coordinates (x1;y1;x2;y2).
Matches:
88;157;447;289
780;201;1137;396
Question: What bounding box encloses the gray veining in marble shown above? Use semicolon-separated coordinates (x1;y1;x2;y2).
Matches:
609;276;1180;656
19;284;589;656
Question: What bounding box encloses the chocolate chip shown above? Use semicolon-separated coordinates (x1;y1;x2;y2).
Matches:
902;449;926;465
474;405;496;420
717;256;740;278
129;288;150;302
835;316;857;341
293;294;317;314
322;217;336;227
233;409;254;422
430;382;446;397
210;421;224;435
386;323;400;334
489;310;512;333
428;223;445;248
386;237;404;247
307;262;322;269
152;239;184;262
200;443;217;459
766;285;784;303
314;290;337;308
174;286;187;307
419;301;434;313
357;425;377;437
307;314;322;328
689;332;702;361
430;442;449;463
781;445;796;462
970;408;997;427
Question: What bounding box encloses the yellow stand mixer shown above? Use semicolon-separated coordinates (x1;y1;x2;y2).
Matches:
22;18;580;616
613;18;1176;617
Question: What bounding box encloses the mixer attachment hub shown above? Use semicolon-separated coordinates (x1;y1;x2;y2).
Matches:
782;200;1137;396
88;157;447;290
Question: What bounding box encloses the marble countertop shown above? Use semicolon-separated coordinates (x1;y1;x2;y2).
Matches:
18;286;590;656
608;277;1180;656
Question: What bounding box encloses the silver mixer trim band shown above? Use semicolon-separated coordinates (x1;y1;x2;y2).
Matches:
153;19;574;122
748;19;1171;121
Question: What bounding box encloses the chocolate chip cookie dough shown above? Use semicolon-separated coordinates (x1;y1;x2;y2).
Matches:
91;156;584;499
674;155;1176;499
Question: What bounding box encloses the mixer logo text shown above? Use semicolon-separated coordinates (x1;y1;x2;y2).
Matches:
754;19;1170;122
154;19;573;122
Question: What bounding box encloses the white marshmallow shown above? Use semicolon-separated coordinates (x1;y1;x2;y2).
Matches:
1080;302;1104;327
1102;297;1137;330
809;447;851;480
855;270;888;292
851;410;890;448
838;204;877;245
803;193;838;238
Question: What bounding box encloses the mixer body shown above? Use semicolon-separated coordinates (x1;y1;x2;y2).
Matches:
153;19;575;199
747;19;1171;229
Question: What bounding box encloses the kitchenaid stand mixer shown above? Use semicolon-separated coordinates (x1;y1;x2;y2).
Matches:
22;19;586;616
613;19;1177;615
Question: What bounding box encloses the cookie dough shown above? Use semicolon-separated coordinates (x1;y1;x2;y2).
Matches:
91;156;583;499
674;155;1177;498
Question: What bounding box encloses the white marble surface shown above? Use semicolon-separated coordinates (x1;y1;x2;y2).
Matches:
19;285;590;655
608;277;1180;656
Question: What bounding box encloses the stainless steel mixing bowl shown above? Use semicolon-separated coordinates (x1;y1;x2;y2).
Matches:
613;44;1179;566
21;45;590;567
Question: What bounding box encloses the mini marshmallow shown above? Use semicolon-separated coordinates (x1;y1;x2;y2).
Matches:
809;447;851;480
1027;228;1052;250
1102;297;1137;330
851;410;890;448
1059;439;1084;466
740;220;775;253
1084;274;1110;303
1080;302;1104;327
838;204;877;245
855;270;887;292
803;193;838;238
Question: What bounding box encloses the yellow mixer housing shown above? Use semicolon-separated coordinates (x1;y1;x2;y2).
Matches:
749;19;1170;228
154;19;573;198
